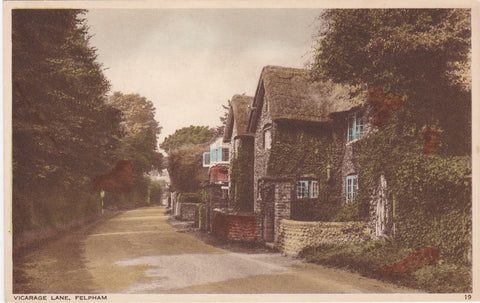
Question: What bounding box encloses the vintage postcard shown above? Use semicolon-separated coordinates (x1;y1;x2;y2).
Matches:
4;0;479;302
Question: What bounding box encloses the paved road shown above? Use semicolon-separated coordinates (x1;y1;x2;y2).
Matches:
14;206;413;294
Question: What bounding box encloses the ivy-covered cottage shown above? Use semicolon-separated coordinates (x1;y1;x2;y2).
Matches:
202;95;259;241
223;94;254;211
246;65;388;245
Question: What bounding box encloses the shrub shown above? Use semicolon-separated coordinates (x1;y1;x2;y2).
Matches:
400;263;471;293
300;240;472;293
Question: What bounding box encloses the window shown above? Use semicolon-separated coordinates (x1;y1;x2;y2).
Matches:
202;152;210;166
222;147;229;162
263;124;272;149
346;174;358;202
347;112;365;142
296;180;319;199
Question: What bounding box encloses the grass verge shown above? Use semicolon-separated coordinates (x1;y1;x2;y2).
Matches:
299;239;471;293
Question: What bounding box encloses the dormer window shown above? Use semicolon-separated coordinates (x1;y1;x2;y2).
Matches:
347;112;365;142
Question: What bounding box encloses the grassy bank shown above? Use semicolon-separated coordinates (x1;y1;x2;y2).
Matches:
299;239;471;293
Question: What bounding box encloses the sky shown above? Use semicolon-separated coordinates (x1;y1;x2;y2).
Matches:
85;9;324;144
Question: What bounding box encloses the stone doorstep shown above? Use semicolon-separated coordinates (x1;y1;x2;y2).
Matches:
265;242;275;249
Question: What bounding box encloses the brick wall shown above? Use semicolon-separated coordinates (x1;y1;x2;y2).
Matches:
212;212;258;242
276;219;370;256
176;203;198;221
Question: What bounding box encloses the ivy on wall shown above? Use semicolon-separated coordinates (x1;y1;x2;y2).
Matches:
230;136;254;211
356;103;471;264
267;121;339;221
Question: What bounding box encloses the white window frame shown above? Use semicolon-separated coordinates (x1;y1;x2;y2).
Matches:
347;112;365;142
346;174;358;203
296;180;319;199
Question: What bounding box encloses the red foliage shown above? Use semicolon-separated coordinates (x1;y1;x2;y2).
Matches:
93;160;134;194
422;126;441;154
367;87;404;128
376;247;440;279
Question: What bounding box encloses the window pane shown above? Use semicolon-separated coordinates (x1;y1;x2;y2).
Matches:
264;129;272;149
346;175;358;202
348;114;355;141
222;148;229;161
311;181;319;198
297;181;308;198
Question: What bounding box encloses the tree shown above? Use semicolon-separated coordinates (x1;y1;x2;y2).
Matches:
160;125;214;153
161;125;214;192
12;9;121;233
108;92;163;174
211;101;230;139
167;144;208;193
102;92;164;207
312;9;471;155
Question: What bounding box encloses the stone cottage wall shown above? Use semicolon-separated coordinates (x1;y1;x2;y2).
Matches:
257;177;293;243
253;94;273;214
330;110;375;205
273;180;293;243
330;114;360;205
276;219;370;256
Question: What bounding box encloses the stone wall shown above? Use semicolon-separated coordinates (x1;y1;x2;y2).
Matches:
253;91;273;213
276;219;370;256
176;203;198;221
212;212;258;242
256;177;294;243
205;184;229;231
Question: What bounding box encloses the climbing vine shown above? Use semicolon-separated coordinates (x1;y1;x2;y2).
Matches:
268;121;339;221
230;136;254;211
356;99;471;264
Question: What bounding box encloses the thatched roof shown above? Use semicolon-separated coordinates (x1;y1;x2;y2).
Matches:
247;66;364;132
223;94;254;142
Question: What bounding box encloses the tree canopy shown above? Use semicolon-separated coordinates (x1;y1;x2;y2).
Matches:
313;9;470;93
312;9;471;155
160;125;214;153
161;125;214;193
12;9;121;233
108;92;163;175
